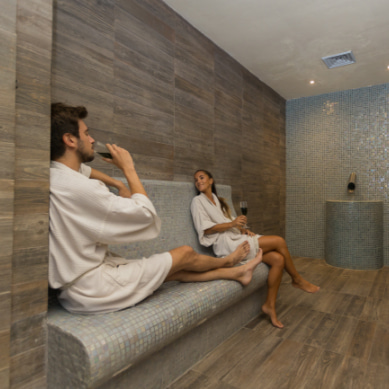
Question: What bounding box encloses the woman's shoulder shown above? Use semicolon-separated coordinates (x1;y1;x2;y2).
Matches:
191;194;202;206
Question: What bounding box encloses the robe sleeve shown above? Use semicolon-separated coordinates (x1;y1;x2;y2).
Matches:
99;192;161;244
190;196;218;247
77;165;159;244
53;177;161;246
79;163;91;177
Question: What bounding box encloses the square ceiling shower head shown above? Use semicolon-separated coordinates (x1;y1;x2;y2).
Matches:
322;51;356;69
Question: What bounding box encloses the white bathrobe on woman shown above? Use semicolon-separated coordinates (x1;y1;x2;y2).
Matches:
191;193;260;260
49;161;172;314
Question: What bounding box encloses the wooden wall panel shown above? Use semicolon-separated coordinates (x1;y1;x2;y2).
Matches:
51;0;115;132
132;0;177;29
6;0;279;387
10;345;46;389
51;0;285;235
241;72;265;232
214;48;243;211
0;1;17;387
10;0;53;387
174;17;215;180
0;0;271;386
0;330;10;388
113;0;175;180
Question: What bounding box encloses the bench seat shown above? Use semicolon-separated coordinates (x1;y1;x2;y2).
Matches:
47;179;269;388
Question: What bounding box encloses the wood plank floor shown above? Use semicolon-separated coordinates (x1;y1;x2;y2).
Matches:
167;257;389;389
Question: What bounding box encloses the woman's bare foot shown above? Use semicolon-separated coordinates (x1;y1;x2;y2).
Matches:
292;277;320;293
262;303;284;328
236;249;263;286
225;241;250;266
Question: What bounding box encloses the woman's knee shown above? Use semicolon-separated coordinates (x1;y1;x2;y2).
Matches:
273;236;287;249
259;235;288;253
264;251;285;268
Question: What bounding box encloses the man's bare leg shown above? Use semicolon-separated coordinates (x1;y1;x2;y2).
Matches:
166;241;250;278
261;251;285;328
167;249;263;286
259;235;320;293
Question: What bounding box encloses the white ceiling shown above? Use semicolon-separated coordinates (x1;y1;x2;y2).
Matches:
163;0;389;100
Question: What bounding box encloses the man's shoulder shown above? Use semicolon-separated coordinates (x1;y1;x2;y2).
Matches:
50;165;105;195
50;163;87;185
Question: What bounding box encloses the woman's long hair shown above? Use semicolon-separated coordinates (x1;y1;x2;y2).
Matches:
194;170;232;220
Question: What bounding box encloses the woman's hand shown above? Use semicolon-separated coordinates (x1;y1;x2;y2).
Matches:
232;215;247;228
242;229;256;237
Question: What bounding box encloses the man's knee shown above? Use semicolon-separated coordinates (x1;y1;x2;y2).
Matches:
181;245;195;260
170;245;196;267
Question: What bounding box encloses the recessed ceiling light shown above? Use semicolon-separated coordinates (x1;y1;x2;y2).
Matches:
310;80;315;85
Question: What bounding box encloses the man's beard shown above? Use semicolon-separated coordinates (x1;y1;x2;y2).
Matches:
77;140;95;163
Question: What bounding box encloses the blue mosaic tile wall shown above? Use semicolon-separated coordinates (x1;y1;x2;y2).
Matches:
286;83;389;265
326;200;383;269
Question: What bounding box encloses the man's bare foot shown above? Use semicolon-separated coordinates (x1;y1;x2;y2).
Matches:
292;277;320;293
262;303;284;328
225;241;250;266
236;249;263;286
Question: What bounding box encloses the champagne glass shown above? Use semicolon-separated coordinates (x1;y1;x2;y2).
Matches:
94;141;112;159
239;201;249;228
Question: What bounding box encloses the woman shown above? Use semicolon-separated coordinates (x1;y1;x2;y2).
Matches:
191;170;320;328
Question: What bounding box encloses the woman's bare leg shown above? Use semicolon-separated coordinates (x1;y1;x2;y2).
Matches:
259;235;320;293
167;249;263;286
261;251;285;328
166;241;250;278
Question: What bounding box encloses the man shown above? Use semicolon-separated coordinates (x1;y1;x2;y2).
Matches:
49;103;263;314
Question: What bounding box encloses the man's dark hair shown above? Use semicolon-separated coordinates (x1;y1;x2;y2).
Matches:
51;102;88;160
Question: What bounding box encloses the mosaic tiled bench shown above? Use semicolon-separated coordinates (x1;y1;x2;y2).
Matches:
47;179;269;389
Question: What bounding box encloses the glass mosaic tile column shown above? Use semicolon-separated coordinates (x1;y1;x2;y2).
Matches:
325;201;383;270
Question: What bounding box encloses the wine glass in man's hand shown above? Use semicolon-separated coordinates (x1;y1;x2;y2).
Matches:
94;141;112;159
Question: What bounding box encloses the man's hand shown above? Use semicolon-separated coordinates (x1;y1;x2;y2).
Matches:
104;144;135;173
102;144;147;197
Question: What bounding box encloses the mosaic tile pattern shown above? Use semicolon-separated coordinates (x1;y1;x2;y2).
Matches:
286;83;389;266
47;179;268;388
325;201;383;269
108;180;217;258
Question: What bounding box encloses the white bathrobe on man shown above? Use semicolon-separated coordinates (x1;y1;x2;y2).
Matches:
49;161;172;314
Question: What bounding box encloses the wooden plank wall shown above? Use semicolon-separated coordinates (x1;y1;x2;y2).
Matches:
11;0;53;386
52;0;286;237
0;1;17;387
0;0;53;388
0;0;284;387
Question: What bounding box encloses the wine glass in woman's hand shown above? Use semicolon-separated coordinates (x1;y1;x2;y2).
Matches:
239;201;249;228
